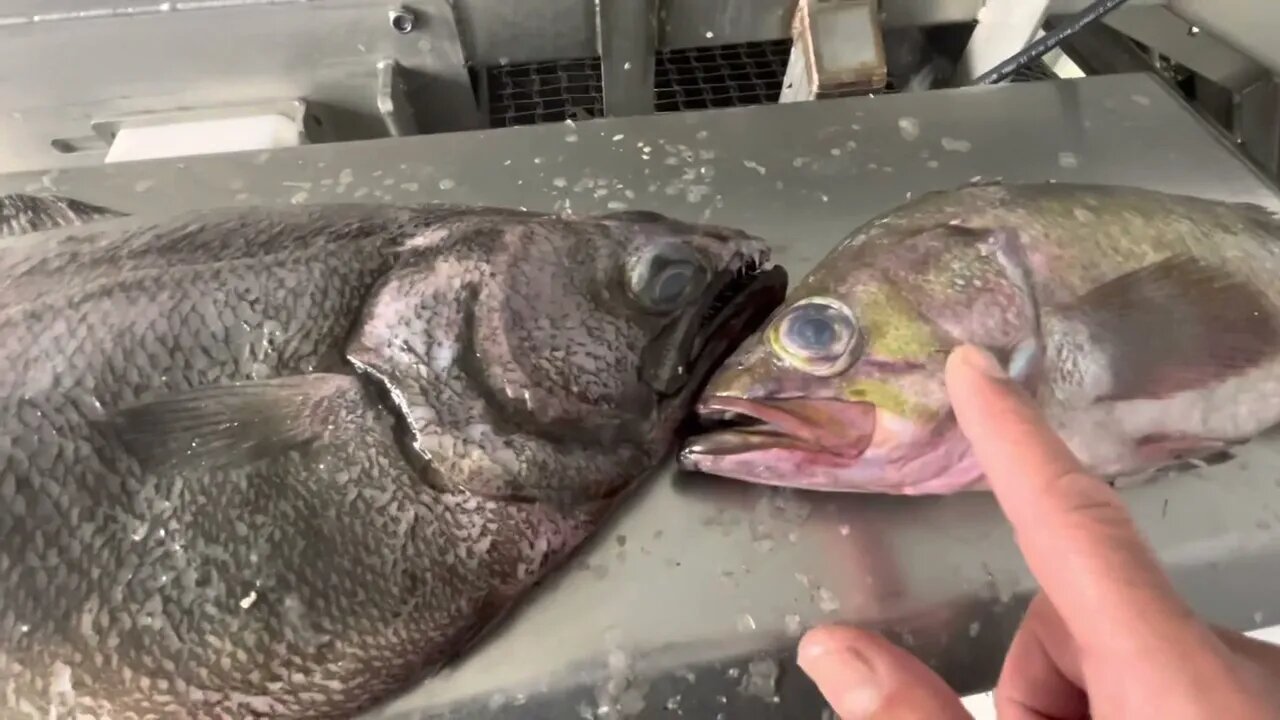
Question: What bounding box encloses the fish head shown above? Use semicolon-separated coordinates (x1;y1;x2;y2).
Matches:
382;208;789;503
601;211;791;398
679;219;1040;495
569;210;790;429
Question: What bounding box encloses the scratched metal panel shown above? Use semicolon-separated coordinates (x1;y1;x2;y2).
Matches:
0;0;482;175
0;0;1185;176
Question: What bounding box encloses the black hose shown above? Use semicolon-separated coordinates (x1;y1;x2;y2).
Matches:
971;0;1133;85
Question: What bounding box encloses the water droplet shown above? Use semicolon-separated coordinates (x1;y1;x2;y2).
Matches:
742;658;780;701
1057;151;1079;169
897;116;920;141
817;586;840;613
784;613;803;637
941;137;972;152
438;178;456;190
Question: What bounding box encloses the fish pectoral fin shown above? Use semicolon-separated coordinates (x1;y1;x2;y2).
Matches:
105;373;367;474
1056;253;1280;401
1134;433;1236;465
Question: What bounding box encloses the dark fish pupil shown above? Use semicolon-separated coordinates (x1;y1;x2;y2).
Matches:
653;265;692;304
793;315;836;349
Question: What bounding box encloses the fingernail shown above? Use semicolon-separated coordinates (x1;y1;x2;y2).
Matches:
958;344;1006;379
798;638;882;719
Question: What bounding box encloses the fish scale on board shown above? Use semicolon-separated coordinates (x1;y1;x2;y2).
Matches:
0;193;787;717
683;181;1280;494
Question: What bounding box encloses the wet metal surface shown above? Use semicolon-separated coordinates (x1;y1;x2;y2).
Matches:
3;73;1280;719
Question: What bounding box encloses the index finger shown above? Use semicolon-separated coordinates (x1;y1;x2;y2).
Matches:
944;345;1201;649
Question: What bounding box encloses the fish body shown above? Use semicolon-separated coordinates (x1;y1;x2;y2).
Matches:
0;196;785;717
682;182;1280;495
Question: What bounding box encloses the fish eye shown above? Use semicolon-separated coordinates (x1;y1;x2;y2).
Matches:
771;297;861;376
626;242;709;312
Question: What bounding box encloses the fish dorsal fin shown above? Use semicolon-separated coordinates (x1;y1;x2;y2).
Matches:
1055;253;1280;401
0;193;127;239
1227;200;1280;238
105;373;368;474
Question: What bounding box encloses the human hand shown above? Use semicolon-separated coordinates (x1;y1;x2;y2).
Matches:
796;344;1280;719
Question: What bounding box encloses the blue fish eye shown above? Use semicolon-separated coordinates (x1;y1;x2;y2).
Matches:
776;298;859;371
652;262;694;305
627;242;708;312
790;314;836;350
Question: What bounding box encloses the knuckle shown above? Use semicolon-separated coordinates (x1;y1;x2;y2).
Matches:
1051;471;1133;528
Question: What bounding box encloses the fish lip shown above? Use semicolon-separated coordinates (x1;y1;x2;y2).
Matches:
682;396;877;460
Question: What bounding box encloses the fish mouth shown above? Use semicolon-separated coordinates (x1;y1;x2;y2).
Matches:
681;396;877;460
643;256;788;396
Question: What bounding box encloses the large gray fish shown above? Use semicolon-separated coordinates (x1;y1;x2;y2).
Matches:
681;181;1280;494
0;193;786;717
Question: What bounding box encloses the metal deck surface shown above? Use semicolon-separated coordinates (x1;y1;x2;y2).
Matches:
3;73;1279;719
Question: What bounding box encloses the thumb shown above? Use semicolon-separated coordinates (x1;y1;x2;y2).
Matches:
798;625;971;720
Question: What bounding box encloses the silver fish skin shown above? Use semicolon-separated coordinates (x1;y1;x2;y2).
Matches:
682;181;1280;495
0;197;786;717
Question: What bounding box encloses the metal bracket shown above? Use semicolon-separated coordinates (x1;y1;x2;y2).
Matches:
377;60;420;137
954;0;1052;83
0;0;478;174
779;0;887;103
595;0;659;117
87;99;328;147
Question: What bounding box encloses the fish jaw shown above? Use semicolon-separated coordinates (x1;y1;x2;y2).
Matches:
680;397;987;494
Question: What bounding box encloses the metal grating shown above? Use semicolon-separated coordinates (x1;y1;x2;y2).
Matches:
486;57;605;128
655;39;793;113
483;37;1053;127
486;39;793;128
1010;58;1059;83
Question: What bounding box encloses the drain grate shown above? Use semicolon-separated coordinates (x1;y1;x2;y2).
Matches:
655;38;793;113
483;58;604;128
483;36;1052;128
486;56;605;128
486;39;793;128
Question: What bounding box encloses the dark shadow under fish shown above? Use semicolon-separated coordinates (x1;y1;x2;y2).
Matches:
0;194;788;717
